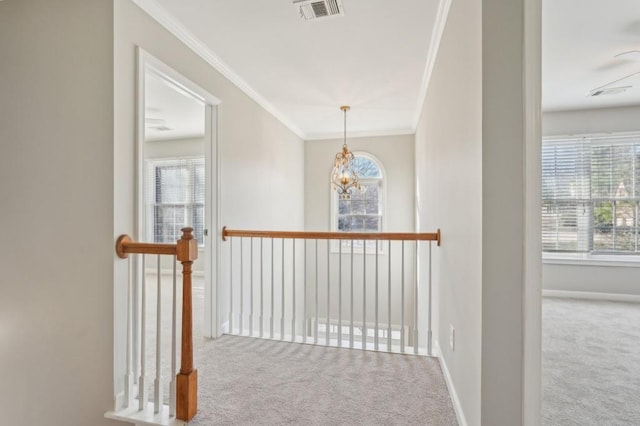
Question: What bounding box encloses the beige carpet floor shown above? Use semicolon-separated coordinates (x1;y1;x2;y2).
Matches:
190;335;458;425
542;297;640;425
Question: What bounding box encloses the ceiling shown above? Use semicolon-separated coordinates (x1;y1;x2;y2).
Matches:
145;70;205;141
542;0;640;112
143;0;441;139
139;0;640;141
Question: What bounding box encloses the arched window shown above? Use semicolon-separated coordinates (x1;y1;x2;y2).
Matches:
332;153;385;237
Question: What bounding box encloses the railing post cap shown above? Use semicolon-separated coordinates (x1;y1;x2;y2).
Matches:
181;227;194;240
116;234;132;259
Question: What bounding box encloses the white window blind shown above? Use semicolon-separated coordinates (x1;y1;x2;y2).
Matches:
146;157;205;245
542;134;640;254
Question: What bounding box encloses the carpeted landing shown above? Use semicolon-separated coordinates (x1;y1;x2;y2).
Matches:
543;298;640;425
190;335;458;425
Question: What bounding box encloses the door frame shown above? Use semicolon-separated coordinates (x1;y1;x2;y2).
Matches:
136;48;222;339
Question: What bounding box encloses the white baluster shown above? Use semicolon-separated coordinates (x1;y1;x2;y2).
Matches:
281;238;285;340
139;255;147;410
260;238;264;338
375;240;379;351
124;257;133;407
401;241;405;353
229;238;233;334
240;238;244;335
291;239;296;341
169;256;177;417
388;240;392;351
428;242;433;356
350;240;354;348
314;239;318;344
363;240;367;349
250;238;254;337
154;255;163;413
303;240;307;344
338;242;342;347
270;238;274;339
326;240;330;346
414;241;419;355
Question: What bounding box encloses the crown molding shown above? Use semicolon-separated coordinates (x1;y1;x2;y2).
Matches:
304;128;415;141
411;0;453;131
130;0;307;140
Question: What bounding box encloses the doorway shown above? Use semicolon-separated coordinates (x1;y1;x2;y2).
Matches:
137;50;221;340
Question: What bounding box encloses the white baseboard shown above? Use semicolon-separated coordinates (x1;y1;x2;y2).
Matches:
543;289;640;303
433;341;468;426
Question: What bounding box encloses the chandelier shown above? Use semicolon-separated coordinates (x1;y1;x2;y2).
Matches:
331;105;362;200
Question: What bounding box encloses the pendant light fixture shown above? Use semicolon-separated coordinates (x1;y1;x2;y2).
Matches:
331;105;361;200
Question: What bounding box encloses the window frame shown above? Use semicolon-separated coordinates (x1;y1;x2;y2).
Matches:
145;156;205;247
330;151;387;253
542;132;640;263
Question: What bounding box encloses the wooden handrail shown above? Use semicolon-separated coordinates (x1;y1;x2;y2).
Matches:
115;228;198;421
116;235;177;258
222;227;442;246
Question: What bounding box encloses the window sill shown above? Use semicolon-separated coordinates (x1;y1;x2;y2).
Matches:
543;253;640;268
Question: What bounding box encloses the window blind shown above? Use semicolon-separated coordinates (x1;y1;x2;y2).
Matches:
542;134;640;254
542;138;591;252
147;157;205;245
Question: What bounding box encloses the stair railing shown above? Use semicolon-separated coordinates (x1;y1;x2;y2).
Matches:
115;227;198;422
221;227;440;355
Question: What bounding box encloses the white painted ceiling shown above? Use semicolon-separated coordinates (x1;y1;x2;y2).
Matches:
146;0;440;139
141;0;640;141
543;0;640;112
145;70;205;141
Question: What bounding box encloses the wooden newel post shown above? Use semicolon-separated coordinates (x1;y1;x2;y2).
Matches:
176;227;198;421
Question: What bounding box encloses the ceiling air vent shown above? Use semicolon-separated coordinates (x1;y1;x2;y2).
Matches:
294;0;344;21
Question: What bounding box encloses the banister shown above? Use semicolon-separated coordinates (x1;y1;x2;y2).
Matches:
221;226;442;246
116;234;177;258
114;228;198;422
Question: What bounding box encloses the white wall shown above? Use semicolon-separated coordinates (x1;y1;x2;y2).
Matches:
304;134;415;233
543;106;640;136
144;136;204;159
115;0;304;407
414;0;482;422
416;0;533;423
543;106;640;296
0;1;117;425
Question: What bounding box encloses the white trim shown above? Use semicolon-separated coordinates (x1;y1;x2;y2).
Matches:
136;48;223;341
433;342;468;426
543;253;640;268
543;289;640;303
411;0;453;130
544;130;640;142
214;106;223;338
105;401;186;426
130;0;305;140
305;128;414;141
